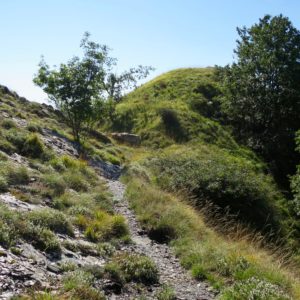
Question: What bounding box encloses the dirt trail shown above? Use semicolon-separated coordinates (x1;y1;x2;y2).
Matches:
106;179;214;300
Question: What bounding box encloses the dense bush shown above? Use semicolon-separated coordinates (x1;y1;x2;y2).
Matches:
291;131;300;216
5;129;26;152
147;145;285;232
219;15;300;185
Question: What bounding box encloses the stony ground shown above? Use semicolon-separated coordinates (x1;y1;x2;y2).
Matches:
107;179;214;300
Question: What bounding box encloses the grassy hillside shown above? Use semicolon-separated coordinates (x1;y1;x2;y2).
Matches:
111;68;235;148
109;68;300;298
111;68;296;237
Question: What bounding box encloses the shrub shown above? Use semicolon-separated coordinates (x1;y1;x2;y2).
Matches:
85;210;128;242
220;277;291;300
5;129;27;152
0;221;17;248
60;261;77;272
23;225;61;253
70;206;93;219
42;173;66;196
156;285;176;300
63;171;89;192
106;253;159;285
53;192;77;210
22;134;45;158
26;122;42;133
0;175;8;192
0;205;61;253
0;139;15;154
160;108;187;142
104;262;125;287
27;208;74;236
148;146;284;232
96;242;115;257
1;119;16;129
63;270;105;300
61;155;82;169
0;163;30;185
49;157;67;172
191;264;209;280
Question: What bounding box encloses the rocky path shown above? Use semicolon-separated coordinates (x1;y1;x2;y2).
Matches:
106;179;214;300
0;121;214;299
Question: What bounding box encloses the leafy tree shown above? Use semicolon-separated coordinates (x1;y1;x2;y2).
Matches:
291;131;300;215
219;15;300;184
34;32;153;144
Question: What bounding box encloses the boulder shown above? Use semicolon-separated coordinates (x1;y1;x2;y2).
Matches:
111;132;141;146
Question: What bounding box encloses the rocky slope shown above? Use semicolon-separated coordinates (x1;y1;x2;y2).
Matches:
0;89;214;299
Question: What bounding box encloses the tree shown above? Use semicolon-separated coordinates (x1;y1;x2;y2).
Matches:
291;131;300;215
34;32;153;145
219;15;300;184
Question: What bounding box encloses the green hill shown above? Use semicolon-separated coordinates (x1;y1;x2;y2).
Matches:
112;68;230;147
111;68;295;234
105;68;300;299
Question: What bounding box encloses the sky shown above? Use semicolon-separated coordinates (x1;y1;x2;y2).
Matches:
0;0;300;103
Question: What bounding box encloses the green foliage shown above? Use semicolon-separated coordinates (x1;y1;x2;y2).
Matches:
22;133;45;158
156;285;176;300
0;175;8;192
42;173;67;196
0;205;61;253
291;131;300;216
1;119;17;129
220;277;291;300
105;253;159;285
26;122;42;133
63;171;89;192
23;225;61;253
0;161;30;186
160;108;187;142
5;129;27;152
63;270;105;300
34;33;152;144
147;145;285;232
83;210;129;242
110;68;231;148
27;208;74;236
0;138;16;154
124;176;299;298
219;14;300;183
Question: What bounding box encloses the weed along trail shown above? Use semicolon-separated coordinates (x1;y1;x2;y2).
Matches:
105;177;214;300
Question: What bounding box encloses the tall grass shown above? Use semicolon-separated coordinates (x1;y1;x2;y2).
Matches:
124;176;300;299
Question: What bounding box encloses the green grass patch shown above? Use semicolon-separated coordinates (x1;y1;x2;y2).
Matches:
124;176;300;299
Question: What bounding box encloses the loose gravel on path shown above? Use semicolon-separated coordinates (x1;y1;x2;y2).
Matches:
106;179;214;300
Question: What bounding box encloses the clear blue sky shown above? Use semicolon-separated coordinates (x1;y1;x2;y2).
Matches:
0;0;299;102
